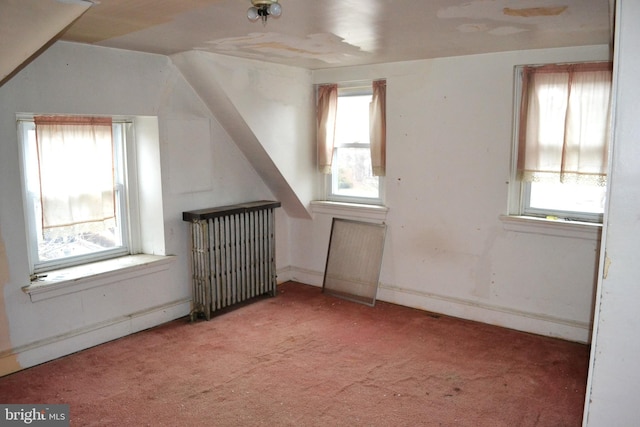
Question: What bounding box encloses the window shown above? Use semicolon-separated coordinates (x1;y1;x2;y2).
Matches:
511;62;612;223
330;87;380;202
18;115;137;273
317;80;386;205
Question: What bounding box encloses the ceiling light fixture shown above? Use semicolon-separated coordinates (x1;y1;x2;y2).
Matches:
247;0;282;25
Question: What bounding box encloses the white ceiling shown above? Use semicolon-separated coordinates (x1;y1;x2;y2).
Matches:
60;0;611;69
1;0;612;84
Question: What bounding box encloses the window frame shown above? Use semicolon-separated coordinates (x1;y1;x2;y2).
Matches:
521;181;605;223
508;63;609;224
17;115;140;274
324;84;385;206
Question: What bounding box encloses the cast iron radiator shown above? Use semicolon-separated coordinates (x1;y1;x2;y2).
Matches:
183;201;281;320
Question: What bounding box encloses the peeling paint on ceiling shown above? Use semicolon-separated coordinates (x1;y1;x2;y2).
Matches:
457;23;489;33
489;26;530;36
3;0;611;71
201;32;368;65
438;0;606;44
438;0;606;32
503;6;568;18
458;23;529;36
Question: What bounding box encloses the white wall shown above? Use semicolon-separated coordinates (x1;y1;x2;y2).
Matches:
171;51;315;219
288;45;611;343
0;38;616;378
584;0;640;424
192;53;316;207
0;42;276;375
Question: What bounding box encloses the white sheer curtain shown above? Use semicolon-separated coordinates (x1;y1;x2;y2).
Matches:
316;84;338;174
34;116;115;236
517;62;613;185
370;79;386;176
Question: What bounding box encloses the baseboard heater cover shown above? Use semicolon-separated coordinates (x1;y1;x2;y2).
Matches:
183;200;281;320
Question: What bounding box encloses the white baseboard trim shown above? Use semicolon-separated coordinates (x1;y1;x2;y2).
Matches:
277;266;323;287
378;283;591;344
3;265;591;377
281;266;592;343
2;298;191;376
276;265;295;284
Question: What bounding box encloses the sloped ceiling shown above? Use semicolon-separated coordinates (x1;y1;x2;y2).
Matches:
171;51;314;218
0;0;614;219
0;0;92;85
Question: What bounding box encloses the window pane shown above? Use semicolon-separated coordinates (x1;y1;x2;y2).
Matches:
335;94;371;146
529;181;606;214
513;63;611;222
330;91;381;202
333;147;379;198
34;200;122;262
22;121;127;267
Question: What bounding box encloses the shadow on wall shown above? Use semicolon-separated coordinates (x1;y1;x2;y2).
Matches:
0;227;21;375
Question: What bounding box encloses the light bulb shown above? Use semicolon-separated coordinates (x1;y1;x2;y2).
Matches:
268;3;282;17
247;7;260;21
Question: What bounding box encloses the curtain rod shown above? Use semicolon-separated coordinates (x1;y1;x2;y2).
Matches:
314;78;385;89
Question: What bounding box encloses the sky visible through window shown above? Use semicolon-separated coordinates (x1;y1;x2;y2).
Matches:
333;94;379;199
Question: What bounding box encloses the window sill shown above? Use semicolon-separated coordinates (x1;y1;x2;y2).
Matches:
499;215;602;241
311;200;389;222
22;254;176;302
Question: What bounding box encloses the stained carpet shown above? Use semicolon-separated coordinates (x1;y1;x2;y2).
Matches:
0;281;589;426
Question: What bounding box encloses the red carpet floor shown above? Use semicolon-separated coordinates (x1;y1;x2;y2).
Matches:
0;281;589;426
